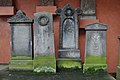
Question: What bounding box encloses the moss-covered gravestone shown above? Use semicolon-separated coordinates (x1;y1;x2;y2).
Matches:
8;10;33;70
117;35;120;80
56;4;82;70
84;23;108;73
34;12;56;73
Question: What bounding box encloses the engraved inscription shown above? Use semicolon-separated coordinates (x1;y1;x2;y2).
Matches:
39;0;54;6
63;18;75;48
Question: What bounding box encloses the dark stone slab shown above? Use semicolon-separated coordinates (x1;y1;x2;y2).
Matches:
34;12;56;73
56;4;82;69
81;0;96;19
39;0;54;6
8;10;33;70
85;22;108;72
0;0;12;6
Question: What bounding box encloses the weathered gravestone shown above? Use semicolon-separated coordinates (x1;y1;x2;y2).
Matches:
85;22;108;73
80;0;96;19
39;0;54;6
8;10;33;70
34;12;56;73
117;35;120;80
56;4;82;70
0;0;12;6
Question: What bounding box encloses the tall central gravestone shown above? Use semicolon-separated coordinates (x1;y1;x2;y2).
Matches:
8;10;33;70
85;23;108;73
34;12;56;73
56;4;82;70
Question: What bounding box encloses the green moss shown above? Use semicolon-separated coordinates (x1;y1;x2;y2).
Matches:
85;56;106;64
84;64;107;75
11;56;32;60
57;58;82;71
33;55;56;73
9;60;33;70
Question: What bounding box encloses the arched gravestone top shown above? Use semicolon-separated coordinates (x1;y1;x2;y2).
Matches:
8;10;33;23
85;22;108;31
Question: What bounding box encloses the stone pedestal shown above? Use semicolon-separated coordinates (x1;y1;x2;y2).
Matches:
8;10;33;70
34;12;56;73
117;35;120;80
56;4;82;70
84;22;108;73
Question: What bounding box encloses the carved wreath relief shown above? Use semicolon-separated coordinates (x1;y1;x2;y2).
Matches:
38;16;49;26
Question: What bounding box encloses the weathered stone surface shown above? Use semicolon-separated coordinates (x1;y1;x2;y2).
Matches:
117;35;120;80
81;0;96;19
34;12;56;73
39;0;54;6
56;4;82;70
85;22;108;73
8;10;33;70
0;0;12;6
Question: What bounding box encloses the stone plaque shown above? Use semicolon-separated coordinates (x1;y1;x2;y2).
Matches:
81;0;96;19
39;0;54;6
0;0;12;6
85;23;108;73
56;4;82;70
34;12;56;73
8;10;33;70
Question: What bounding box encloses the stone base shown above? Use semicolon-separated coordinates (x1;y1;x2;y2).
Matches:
57;58;82;71
117;66;120;80
84;64;107;74
33;56;56;73
9;60;33;71
58;49;80;58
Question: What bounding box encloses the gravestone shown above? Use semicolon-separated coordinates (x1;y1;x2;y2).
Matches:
34;12;56;73
39;0;54;6
56;4;82;70
117;35;120;80
85;22;108;73
0;0;12;6
80;0;96;19
8;10;33;70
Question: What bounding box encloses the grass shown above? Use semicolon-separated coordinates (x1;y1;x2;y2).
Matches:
11;56;32;60
33;55;56;73
57;58;81;70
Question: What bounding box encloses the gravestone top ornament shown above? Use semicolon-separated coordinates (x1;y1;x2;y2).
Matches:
56;4;82;16
8;10;33;23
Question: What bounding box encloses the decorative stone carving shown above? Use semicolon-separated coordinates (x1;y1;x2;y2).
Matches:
56;4;82;70
34;12;56;73
0;0;12;6
85;22;108;73
81;0;96;19
39;0;54;6
8;10;33;70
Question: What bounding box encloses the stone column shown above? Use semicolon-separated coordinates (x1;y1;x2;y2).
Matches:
85;22;108;73
117;35;120;80
8;10;33;70
80;0;96;20
34;12;56;73
56;4;82;70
